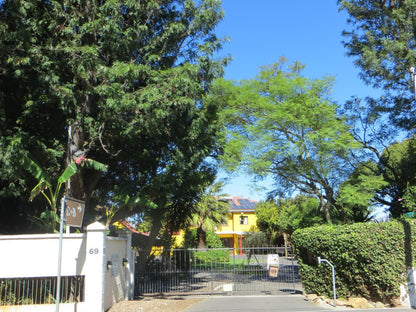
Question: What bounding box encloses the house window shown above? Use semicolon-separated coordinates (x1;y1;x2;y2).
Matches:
240;216;248;225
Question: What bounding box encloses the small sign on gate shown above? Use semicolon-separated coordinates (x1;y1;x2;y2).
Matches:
269;266;279;278
267;254;279;278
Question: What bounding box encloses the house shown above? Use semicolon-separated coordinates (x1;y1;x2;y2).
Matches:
114;196;260;253
215;196;259;252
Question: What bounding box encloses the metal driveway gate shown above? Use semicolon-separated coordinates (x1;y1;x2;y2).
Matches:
135;247;301;296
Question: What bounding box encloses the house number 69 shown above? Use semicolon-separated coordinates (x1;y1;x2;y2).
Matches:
89;248;99;255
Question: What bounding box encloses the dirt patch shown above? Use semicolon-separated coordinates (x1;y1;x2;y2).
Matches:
107;297;205;312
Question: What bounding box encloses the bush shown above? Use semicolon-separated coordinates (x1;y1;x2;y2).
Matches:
292;219;416;304
243;231;270;247
194;249;230;264
182;228;223;249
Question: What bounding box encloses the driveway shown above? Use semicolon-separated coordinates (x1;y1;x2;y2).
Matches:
185;294;416;312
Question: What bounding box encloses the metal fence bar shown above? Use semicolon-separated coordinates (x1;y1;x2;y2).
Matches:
0;276;85;306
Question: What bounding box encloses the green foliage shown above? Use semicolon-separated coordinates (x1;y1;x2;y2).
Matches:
183;227;199;249
183;228;223;249
194;248;230;264
339;0;416;129
292;220;415;303
336;161;388;222
216;58;360;223
22;155;106;232
400;184;416;212
377;136;416;217
256;195;324;239
0;0;227;234
186;182;230;248
243;231;269;247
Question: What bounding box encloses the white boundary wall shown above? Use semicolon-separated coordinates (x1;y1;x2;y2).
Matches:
0;222;134;312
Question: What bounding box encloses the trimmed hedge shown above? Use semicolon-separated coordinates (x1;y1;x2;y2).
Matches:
292;219;416;304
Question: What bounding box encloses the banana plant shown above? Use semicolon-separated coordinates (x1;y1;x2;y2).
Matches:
23;156;107;232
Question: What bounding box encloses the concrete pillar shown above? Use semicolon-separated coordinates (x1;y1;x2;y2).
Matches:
125;231;134;300
85;222;107;312
118;228;134;300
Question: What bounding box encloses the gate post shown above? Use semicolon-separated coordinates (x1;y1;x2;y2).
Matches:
118;228;134;300
85;222;107;312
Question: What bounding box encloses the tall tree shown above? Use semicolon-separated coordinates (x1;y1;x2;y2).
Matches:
0;0;227;233
339;0;416;129
216;58;360;223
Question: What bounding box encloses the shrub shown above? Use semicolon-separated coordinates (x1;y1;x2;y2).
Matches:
194;249;230;264
292;219;416;304
182;228;223;249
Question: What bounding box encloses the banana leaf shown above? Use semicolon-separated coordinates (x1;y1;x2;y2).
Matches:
58;162;79;184
80;158;107;172
22;156;52;186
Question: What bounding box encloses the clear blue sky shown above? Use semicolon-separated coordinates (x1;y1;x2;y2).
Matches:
214;1;377;201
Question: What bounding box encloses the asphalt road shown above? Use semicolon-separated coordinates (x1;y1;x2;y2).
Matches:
185;295;416;312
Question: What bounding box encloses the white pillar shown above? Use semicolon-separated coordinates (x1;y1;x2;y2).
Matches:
85;222;107;312
126;231;134;300
118;229;134;300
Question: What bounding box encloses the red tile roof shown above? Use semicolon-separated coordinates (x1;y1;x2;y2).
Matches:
117;219;150;236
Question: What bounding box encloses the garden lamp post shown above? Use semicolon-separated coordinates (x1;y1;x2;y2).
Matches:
317;257;336;307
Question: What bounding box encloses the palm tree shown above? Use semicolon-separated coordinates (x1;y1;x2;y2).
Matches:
189;182;230;248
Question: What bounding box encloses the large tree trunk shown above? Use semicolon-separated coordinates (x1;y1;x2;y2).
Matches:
135;215;164;278
66;123;101;202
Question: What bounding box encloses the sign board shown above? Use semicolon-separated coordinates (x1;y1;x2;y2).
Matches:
64;197;85;227
268;266;279;278
267;254;279;269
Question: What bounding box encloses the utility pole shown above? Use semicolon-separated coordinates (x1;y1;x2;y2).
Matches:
410;67;416;101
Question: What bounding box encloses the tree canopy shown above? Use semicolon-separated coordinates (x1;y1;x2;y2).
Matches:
377;136;416;217
0;0;227;235
256;195;324;240
339;0;416;129
216;58;360;223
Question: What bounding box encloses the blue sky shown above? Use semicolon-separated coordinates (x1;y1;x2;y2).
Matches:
214;1;377;201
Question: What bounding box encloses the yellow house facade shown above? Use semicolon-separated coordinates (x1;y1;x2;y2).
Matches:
215;196;259;254
116;196;261;251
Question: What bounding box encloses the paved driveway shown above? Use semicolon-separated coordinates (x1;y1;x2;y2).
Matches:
185;294;416;312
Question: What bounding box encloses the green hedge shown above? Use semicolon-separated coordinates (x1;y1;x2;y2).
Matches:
292;220;416;304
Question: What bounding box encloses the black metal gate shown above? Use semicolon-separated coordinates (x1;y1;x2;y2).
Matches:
134;247;302;296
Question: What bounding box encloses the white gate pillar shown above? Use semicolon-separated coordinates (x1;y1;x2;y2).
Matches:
85;222;107;312
117;228;135;300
